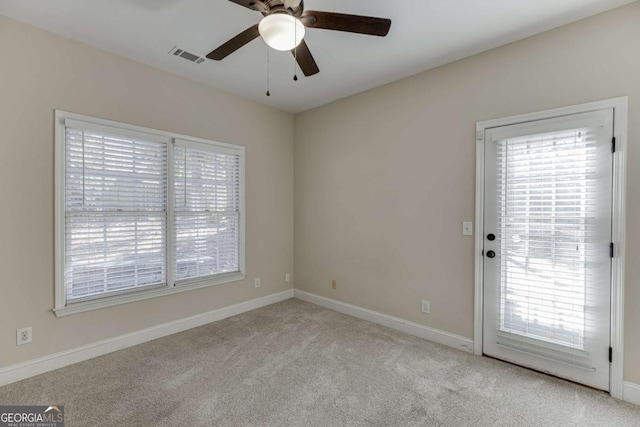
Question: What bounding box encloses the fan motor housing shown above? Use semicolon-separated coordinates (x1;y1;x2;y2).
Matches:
259;0;304;17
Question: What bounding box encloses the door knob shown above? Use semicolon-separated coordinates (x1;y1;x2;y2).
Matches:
487;233;496;241
486;250;496;258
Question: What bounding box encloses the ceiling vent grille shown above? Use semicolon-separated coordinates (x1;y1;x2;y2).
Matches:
169;46;205;64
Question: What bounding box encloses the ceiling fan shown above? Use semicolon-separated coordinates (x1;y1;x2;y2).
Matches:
206;0;392;77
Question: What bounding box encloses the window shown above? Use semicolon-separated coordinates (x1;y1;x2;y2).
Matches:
55;111;245;316
173;141;242;282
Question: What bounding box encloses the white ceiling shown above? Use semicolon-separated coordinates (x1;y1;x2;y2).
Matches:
0;0;635;113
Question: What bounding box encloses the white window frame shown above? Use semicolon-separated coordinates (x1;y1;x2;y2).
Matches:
54;110;246;317
474;97;627;399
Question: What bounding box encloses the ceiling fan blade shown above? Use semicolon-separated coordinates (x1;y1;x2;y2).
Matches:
292;40;319;76
206;24;260;60
227;0;266;12
301;11;391;37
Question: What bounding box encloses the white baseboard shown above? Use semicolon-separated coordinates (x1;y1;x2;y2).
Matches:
294;290;473;353
624;382;640;406
0;289;294;387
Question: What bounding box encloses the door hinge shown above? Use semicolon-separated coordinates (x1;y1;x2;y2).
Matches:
610;242;614;258
609;347;613;363
612;136;616;153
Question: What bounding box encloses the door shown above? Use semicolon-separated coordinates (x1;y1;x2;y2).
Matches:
482;109;614;391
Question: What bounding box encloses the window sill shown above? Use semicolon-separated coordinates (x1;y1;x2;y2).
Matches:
53;272;246;317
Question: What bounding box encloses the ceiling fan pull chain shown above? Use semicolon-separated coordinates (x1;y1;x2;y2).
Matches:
266;45;271;96
293;17;298;81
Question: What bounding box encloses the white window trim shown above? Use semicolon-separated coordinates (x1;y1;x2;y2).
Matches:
474;97;628;400
54;110;246;317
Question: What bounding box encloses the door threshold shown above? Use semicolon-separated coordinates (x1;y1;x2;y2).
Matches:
482;354;610;395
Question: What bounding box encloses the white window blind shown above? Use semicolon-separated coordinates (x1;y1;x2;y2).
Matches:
495;126;609;364
57;112;245;315
64;125;168;302
174;141;241;282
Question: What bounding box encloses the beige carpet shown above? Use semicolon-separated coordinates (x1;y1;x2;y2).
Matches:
1;299;639;426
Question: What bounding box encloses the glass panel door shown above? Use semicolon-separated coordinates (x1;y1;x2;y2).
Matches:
482;109;613;391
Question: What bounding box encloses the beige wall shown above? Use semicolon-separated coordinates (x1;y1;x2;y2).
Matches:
0;16;294;368
294;2;640;383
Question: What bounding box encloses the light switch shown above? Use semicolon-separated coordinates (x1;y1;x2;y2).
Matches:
462;222;473;236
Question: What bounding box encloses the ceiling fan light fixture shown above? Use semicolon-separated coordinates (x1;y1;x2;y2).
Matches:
258;14;305;51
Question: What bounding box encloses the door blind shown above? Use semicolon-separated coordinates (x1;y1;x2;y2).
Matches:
495;126;609;363
173;142;241;282
64;126;168;302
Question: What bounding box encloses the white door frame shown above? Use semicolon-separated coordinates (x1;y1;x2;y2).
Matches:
474;97;628;399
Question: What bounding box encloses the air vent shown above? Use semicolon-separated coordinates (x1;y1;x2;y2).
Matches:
169;46;205;64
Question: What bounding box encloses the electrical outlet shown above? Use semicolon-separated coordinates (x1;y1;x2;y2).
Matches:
285;273;291;282
332;279;337;289
254;277;261;288
421;300;431;314
462;222;473;236
17;327;32;345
